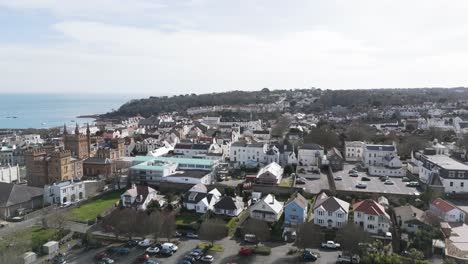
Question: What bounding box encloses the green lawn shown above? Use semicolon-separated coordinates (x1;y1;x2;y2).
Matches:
0;226;59;253
175;211;200;226
279;179;292;187
70;191;122;221
198;243;224;252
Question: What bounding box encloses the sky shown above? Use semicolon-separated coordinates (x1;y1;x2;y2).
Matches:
1;0;468;95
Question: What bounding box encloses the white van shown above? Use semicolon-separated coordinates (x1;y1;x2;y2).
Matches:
162;242;178;252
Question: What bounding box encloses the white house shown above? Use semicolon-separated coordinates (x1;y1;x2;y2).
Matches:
419;153;468;194
363;143;405;177
297;144;324;167
344;141;364;162
313;193;349;229
429;198;465;223
250;194;283;223
256;162;283;185
193;188;221;214
43;181;86;205
120;184;165;210
394;205;430;233
230;141;267;168
183;183;208;210
0;165;20;183
164;170;212;185
353;199;391;234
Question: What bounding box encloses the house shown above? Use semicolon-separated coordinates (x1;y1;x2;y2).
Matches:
229;141;267;168
313;193;349;229
0;182;44;219
419;153;468;194
363;143;405;177
250;194;283;223
43;180;86;205
297;144;324;167
429;198;465;223
213;196;245;217
353;199;391;234
326;147;344;171
120;184;165;210
183;184;221;214
256;162;283;185
284;193;308;227
394;205;430;233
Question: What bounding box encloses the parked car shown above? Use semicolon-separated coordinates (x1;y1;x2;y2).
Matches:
126;239;140;248
146;246;160;254
296;178;306;184
162;242;178;252
183;255;196;263
175;231;183;237
337;254;360;263
321;241;341;249
384;180;394;185
380;176;389;182
361;177;371;181
53;256;67;264
138;239;153;247
385;232;393;239
244;234;257;243
349;172;359;177
116;247;130;255
355;182;367;189
349;169;358;174
406;181;420;187
402;177;411;182
239;247;253;256
334;176;343;181
186;232;199;239
144;260;159;264
201;255;214;263
94;252;109;260
136;254;150;263
159;247;173;256
190;248;204;259
302;249;318;261
99;258;115;264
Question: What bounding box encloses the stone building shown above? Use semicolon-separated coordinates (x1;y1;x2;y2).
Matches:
63;123;91;159
25;149;83;187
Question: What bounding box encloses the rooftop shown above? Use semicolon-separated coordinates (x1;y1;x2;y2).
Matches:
423;155;468;171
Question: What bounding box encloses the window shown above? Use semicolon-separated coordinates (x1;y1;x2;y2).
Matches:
449;171;456;178
328;212;332;217
450;182;454;187
462;182;465;188
368;215;375;221
458;172;465;178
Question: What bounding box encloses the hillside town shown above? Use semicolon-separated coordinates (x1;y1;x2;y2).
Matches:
3;88;468;264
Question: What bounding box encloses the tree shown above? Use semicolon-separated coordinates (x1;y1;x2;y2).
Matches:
199;219;228;246
443;259;457;264
336;223;371;255
304;127;340;149
160;212;177;242
345;124;374;141
295;222;323;249
284;164;294;176
271;116;292;137
102;208;138;239
398;136;428;159
408;248;425;262
243;218;270;244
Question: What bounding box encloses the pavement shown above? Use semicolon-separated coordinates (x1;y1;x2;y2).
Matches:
299;173;330;194
64;237;342;264
333;164;421;196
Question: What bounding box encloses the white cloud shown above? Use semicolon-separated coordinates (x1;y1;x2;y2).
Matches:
1;1;468;93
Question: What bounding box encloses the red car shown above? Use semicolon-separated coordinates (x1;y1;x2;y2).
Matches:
136;254;150;262
239;247;253;256
94;252;109;260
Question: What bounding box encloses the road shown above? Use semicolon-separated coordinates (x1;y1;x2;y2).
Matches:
65;237;342;264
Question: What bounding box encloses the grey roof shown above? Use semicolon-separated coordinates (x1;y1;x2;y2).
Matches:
247;142;265;148
285;193;307;209
0;183;43;207
214;196;239;210
167;170;209;179
192;144;210;150
365;145;395;151
231;141;248;147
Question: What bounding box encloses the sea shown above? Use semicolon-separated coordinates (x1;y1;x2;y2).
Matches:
0;93;139;129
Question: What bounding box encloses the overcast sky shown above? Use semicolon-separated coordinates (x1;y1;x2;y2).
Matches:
1;0;468;95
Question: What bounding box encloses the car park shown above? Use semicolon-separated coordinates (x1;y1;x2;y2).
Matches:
201;255;214;263
384;180;394;185
355;182;367;189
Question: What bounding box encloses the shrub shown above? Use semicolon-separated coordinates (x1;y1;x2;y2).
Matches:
253;246;271;255
287;248;298;255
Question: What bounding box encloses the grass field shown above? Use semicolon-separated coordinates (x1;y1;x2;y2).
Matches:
198;242;224;252
69;191;122;221
0;226;58;253
175;210;200;227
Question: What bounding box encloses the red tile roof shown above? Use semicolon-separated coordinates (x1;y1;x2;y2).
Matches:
431;197;456;213
353;199;387;216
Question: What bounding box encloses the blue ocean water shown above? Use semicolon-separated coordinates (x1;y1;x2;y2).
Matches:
0;93;137;129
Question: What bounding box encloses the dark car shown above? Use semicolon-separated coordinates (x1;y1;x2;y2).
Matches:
95;252;109;260
159;247;174;256
361;177;371;181
115;247;130;255
136;254;150;263
126;239;140;248
302;249;318;261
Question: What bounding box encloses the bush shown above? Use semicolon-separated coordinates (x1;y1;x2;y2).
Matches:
253;246;271;255
287;248;298;255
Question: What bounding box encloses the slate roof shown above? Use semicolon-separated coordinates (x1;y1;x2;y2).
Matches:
394;205;425;223
365;144;395;151
188;183;208;193
0;183;43;207
314;194;349;213
214;196;240;210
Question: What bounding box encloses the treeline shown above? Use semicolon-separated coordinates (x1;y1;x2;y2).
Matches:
102;89;277;118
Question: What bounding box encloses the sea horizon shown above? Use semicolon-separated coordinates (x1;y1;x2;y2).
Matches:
0;93;151;129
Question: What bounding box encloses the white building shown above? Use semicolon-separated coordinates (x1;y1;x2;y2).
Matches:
43;181;86;205
164;170;212;185
344;141;364;162
121;184;165;210
230;141;267;168
363;143;405;177
313;193;349;229
250;194;284;223
256;162;283;185
297;144;324;167
353;199;391;234
430;198;465;223
0;165;20;183
419;153;468;194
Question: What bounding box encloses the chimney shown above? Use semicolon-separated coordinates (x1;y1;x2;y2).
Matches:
270;194;275;204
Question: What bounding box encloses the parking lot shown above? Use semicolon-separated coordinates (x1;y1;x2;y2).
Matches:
333;164;421;196
64;237;343;264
